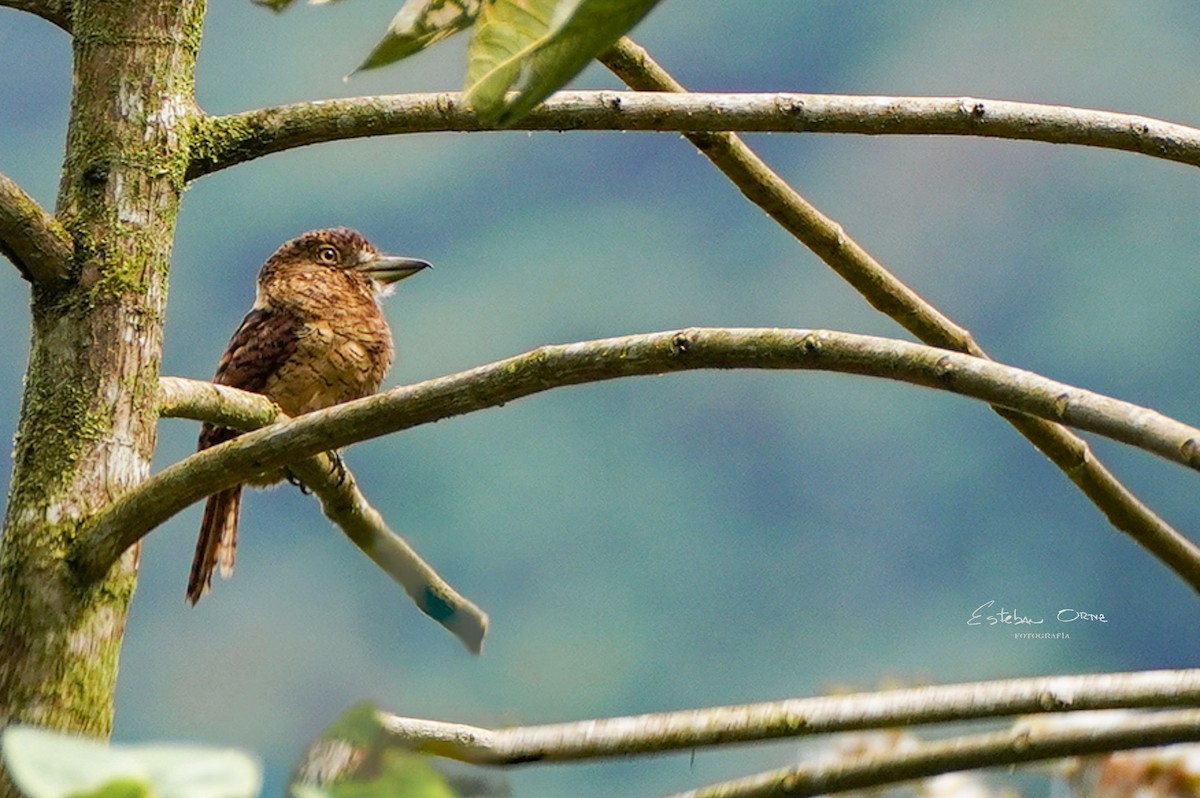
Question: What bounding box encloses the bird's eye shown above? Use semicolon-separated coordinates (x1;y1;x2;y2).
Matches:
315;245;339;265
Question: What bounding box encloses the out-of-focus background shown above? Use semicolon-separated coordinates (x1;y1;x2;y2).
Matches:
5;2;1200;795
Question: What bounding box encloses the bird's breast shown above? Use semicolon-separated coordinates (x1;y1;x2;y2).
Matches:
263;312;394;417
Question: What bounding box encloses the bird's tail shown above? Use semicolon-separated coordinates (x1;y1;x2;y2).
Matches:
187;485;242;604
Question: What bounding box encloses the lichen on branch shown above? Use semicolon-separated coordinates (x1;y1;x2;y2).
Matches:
186;90;1200;180
0;173;72;284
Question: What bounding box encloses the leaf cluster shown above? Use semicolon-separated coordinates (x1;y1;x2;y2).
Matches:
260;0;663;124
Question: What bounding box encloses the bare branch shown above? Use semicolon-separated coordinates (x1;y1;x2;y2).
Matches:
153;378;489;653
76;329;1200;594
0;0;72;31
0;173;72;283
305;672;1200;796
283;455;488;654
375;669;1200;763
186;89;1200;180
672;710;1200;798
157;378;283;430
600;38;1200;616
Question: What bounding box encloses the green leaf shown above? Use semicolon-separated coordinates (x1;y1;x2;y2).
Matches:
1;726;261;798
76;778;153;798
464;0;665;126
2;727;149;798
463;0;559;123
504;0;664;123
130;746;262;798
290;703;463;798
317;701;383;749
323;752;458;798
353;0;484;73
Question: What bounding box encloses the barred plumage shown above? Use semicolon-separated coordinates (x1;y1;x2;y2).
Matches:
187;228;429;604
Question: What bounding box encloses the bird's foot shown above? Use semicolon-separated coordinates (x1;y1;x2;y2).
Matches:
286;470;312;495
329;451;347;487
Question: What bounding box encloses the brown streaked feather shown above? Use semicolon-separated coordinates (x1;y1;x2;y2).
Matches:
186;307;301;603
213;307;303;393
187;485;242;604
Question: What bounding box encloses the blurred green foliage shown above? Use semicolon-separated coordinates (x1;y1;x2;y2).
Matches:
1;726;260;798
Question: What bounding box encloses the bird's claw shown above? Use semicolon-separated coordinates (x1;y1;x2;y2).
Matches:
285;453;344;494
286;470;312;495
329;451;347;487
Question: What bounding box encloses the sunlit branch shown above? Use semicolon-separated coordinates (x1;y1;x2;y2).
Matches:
672;709;1200;798
77;329;1200;595
374;669;1200;764
271;451;488;654
186;89;1200;180
600;36;1200;609
145;378;488;653
0;172;72;283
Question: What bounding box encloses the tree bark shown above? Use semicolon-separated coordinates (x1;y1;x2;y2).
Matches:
0;1;203;789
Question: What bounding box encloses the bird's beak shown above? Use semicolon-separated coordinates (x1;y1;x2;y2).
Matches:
353;252;431;284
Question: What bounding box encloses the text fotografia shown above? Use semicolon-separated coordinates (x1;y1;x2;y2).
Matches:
967;601;1108;627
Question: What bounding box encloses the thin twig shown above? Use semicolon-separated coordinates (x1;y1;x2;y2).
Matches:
0;173;72;283
154;378;488;653
374;669;1200;764
185;90;1200;180
599;37;1200;604
157;378;284;430
77;329;1200;590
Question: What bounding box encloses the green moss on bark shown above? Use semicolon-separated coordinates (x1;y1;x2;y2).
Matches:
0;2;206;775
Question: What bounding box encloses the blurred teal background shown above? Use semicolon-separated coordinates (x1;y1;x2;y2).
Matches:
5;1;1200;795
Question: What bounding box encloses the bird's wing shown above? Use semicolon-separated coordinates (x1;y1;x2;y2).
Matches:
196;306;302;451
189;306;303;603
213;306;303;393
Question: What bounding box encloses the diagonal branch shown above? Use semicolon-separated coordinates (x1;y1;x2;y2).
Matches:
0;172;72;283
0;0;72;31
185;90;1200;180
377;669;1200;765
600;37;1200;620
74;329;1200;594
285;453;489;654
155;379;488;653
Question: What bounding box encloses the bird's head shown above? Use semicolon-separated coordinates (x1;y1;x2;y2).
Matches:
257;227;430;309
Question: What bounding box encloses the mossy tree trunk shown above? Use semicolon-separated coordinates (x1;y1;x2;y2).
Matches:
0;1;204;791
